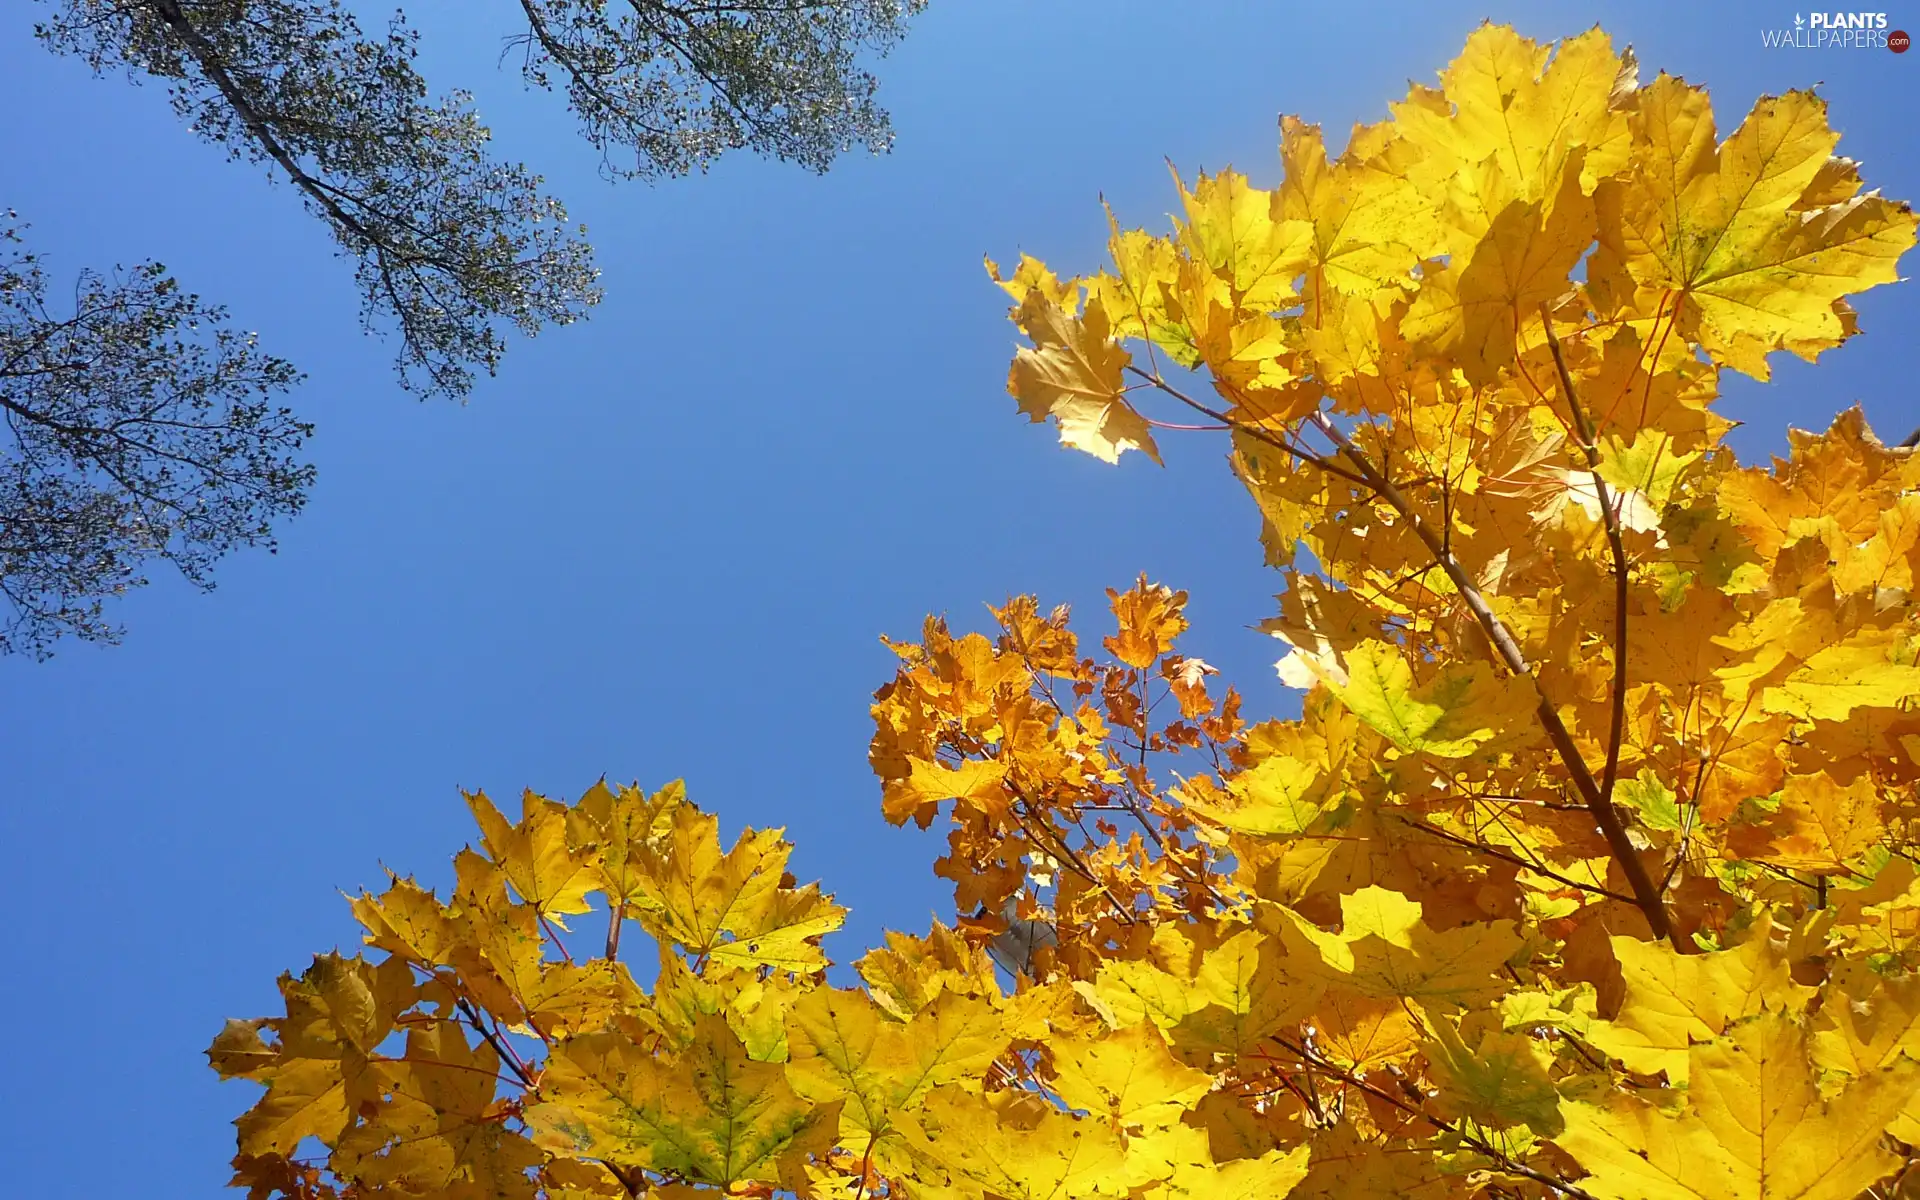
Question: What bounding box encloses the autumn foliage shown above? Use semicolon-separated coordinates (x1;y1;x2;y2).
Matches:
212;24;1920;1200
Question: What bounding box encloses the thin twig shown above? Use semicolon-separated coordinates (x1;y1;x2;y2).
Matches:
1663;749;1715;890
1122;365;1373;488
1391;814;1640;905
1007;787;1137;925
853;1143;875;1200
539;913;575;964
1264;1036;1598;1200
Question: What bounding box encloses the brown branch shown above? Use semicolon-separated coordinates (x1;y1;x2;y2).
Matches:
1751;859;1821;894
1144;417;1230;430
456;998;535;1088
1125;668;1174;856
1303;409;1678;948
1391;814;1640;905
516;0;647;132
1264;1036;1597;1200
1006;787;1137;925
1539;309;1633;815
605;899;626;960
625;0;790;147
1662;749;1715;891
143;1;391;257
368;1052;521;1089
853;1143;876;1200
604;1163;647;1199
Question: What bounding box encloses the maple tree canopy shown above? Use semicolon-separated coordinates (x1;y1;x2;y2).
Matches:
211;23;1920;1200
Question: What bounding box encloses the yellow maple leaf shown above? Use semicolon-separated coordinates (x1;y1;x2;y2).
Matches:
1291;1123;1456;1199
1171;168;1313;313
1400;146;1596;382
465;788;597;927
567;778;683;910
1276;115;1429;300
526;1015;837;1187
1716;408;1916;559
1128;1122;1311;1200
640;952;803;1061
1278;887;1521;1008
451;850;638;1034
622;799;846;971
854;920;1004;1020
206;1019;277;1081
1310;991;1422;1072
1178;927;1324;1056
1423;1015;1563;1135
889;758;1011;824
227;954;415;1157
988;253;1080;311
1584;931;1811;1083
1313;640;1538;759
349;873;464;968
1727;771;1884;874
233;1056;355;1159
1388;25;1629;379
1759;626;1920;723
1593;79;1917;379
1181;751;1336;838
1811;966;1920;1143
276;951;415;1059
1390;25;1632;214
913;1087;1129;1200
1049;1021;1212;1130
1104;576;1189;669
1005;287;1159;465
1558;1010;1920;1200
1833;492;1920;595
784;987;1007;1164
332;1021;542;1196
1084;219;1196;364
1073;957;1199;1035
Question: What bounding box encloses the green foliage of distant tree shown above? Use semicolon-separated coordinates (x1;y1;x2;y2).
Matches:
6;0;924;656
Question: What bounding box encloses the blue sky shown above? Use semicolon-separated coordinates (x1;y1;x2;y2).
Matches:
2;1;1915;1193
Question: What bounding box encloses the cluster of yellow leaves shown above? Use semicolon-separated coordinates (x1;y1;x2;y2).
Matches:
217;21;1920;1200
208;777;1312;1200
962;18;1920;1199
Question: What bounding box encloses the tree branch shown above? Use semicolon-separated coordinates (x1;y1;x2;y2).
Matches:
141;0;395;262
456;998;535;1087
1265;1035;1598;1200
1391;813;1640;906
1303;409;1678;948
1122;365;1371;488
1540;308;1633;816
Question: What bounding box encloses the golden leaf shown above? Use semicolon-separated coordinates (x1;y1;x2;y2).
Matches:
1006;288;1159;464
526;1016;837;1187
1559;1011;1920;1200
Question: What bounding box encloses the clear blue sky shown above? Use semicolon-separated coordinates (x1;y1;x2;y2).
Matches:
2;1;1914;1193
